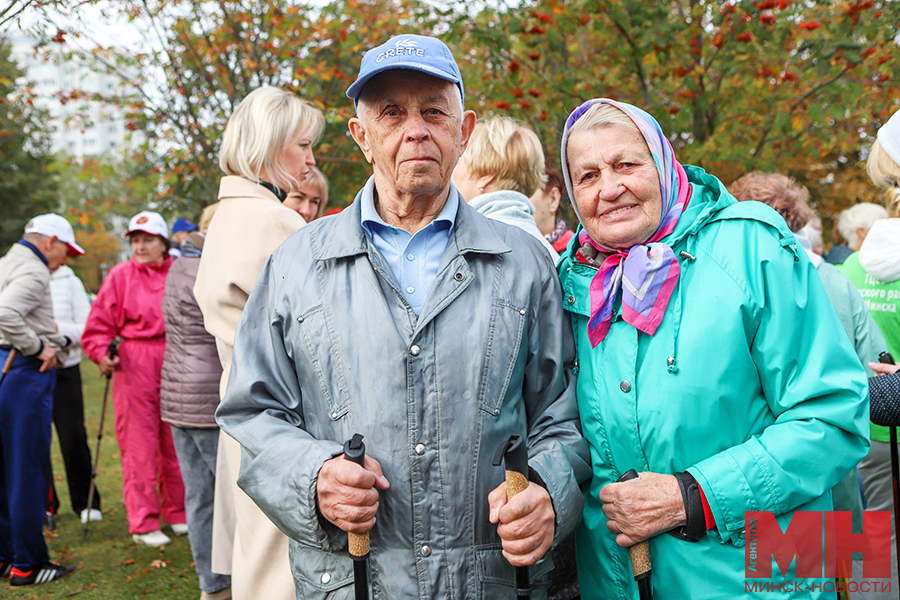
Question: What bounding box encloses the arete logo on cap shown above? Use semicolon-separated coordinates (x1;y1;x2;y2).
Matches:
375;37;426;63
136;216;149;225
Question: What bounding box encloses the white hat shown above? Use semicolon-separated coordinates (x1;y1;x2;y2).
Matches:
876;108;900;167
124;211;168;239
24;214;85;257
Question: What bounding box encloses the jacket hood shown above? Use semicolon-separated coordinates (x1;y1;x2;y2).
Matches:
468;190;559;260
468;189;536;218
858;218;900;283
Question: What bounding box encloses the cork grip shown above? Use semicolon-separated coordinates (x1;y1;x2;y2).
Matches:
505;470;529;500
629;541;651;577
349;531;369;557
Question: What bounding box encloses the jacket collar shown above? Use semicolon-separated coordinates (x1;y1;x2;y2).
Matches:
217;175;281;203
314;177;511;261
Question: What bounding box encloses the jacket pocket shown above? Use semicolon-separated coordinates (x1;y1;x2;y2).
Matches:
475;544;552;600
290;543;355;600
478;300;527;417
292;304;350;422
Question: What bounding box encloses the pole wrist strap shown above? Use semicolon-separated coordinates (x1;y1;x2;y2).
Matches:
669;471;706;543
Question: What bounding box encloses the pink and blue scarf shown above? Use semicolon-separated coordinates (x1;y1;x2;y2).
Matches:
561;99;691;348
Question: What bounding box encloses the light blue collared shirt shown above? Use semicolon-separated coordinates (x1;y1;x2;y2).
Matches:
361;178;458;315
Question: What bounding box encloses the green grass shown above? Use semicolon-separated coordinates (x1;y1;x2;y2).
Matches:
12;359;200;599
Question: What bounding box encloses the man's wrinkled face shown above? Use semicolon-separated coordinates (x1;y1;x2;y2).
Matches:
350;71;474;200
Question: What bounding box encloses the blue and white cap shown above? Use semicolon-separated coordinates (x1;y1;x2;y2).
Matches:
345;34;464;105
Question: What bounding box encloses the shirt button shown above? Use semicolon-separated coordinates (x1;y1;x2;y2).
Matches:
620;381;631;393
320;572;331;584
406;253;415;261
567;296;575;305
410;345;420;356
406;286;415;294
420;545;432;557
454;272;464;281
415;443;425;455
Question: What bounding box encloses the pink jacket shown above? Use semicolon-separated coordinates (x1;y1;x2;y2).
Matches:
83;257;172;363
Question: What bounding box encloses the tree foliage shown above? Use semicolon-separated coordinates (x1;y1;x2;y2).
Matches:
454;0;900;231
0;38;59;252
19;0;900;240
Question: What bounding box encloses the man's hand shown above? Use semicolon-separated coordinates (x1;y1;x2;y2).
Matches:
37;345;57;373
870;361;900;376
488;481;555;567
598;471;686;547
97;354;120;377
317;454;389;534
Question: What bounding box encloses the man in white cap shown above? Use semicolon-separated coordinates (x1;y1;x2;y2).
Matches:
0;214;83;586
217;34;589;598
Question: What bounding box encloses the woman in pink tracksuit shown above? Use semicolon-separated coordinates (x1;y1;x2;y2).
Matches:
82;211;186;547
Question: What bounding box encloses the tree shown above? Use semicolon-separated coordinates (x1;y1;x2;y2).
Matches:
62;0;454;212
453;0;900;234
0;38;59;252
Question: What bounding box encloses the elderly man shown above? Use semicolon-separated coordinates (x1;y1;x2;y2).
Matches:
216;34;590;599
0;214;83;586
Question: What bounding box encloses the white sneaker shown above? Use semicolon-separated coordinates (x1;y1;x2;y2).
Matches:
171;523;189;536
80;508;103;523
132;530;172;546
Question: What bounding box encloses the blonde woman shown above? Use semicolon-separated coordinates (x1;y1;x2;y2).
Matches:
194;86;324;600
283;165;329;223
451;115;559;259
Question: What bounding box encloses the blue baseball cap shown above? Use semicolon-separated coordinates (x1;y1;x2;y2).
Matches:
345;34;464;105
172;218;197;234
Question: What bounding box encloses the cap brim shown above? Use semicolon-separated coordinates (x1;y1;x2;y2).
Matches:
66;242;85;257
346;64;461;100
124;228;167;239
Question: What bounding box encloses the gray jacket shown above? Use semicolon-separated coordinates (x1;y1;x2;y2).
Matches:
217;183;590;600
0;243;65;355
161;233;223;427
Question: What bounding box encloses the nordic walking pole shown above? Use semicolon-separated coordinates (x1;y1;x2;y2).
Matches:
617;469;652;600
344;434;370;600
84;339;118;536
0;348;17;388
879;350;900;598
492;435;532;599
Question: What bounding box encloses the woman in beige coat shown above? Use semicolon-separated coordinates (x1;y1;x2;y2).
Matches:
194;86;325;600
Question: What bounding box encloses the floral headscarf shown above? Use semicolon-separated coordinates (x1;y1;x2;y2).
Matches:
560;98;691;347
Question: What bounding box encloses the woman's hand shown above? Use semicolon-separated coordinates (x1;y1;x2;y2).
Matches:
869;362;900;376
97;354;120;376
598;471;686;547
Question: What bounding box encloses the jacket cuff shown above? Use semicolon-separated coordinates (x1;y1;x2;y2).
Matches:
27;340;44;357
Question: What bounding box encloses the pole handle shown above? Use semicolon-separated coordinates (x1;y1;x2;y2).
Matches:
344;434;370;559
616;470;653;581
2;348;17;374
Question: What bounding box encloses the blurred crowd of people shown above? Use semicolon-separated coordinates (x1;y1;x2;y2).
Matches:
1;31;900;600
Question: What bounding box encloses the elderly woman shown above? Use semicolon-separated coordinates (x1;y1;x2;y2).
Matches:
557;99;869;599
452;115;559;259
193;86;324;600
82;210;186;547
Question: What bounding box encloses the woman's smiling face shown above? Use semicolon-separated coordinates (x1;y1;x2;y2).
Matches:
567;124;663;249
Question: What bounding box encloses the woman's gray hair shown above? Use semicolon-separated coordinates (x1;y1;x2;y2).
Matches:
567;102;637;138
219;87;325;192
838;202;889;250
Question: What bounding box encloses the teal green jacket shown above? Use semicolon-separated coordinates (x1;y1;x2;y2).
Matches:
557;166;870;599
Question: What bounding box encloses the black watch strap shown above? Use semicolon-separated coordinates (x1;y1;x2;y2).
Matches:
669;471;707;542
